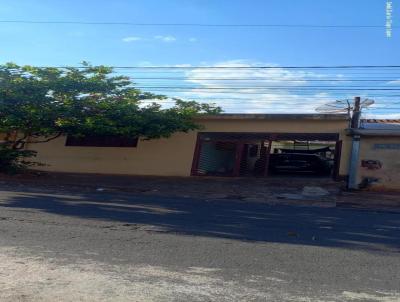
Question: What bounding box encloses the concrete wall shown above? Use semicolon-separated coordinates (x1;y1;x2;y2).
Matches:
29;132;198;176
358;137;400;190
27;117;351;177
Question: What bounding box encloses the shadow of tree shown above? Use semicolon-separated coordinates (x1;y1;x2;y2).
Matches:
1;189;399;252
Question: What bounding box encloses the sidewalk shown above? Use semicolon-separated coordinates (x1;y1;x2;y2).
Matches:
1;171;399;211
336;191;400;213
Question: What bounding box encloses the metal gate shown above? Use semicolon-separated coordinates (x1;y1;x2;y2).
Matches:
191;132;341;179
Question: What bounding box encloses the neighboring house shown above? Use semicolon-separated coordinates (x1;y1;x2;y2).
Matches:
348;119;400;190
12;114;400;190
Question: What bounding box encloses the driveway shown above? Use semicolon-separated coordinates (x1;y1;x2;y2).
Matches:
0;184;399;301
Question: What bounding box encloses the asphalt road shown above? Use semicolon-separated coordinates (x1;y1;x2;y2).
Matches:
0;185;399;301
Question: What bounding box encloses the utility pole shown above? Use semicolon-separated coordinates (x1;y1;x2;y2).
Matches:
351;97;361;129
348;96;361;189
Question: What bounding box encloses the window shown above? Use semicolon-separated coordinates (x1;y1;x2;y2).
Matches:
65;135;138;147
215;141;236;151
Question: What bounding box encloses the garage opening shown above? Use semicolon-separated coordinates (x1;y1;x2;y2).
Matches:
191;132;342;180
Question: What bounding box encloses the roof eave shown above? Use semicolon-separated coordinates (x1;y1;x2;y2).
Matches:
346;128;400;137
197;113;349;121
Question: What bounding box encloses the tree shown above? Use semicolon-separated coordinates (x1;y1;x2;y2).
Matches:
0;62;221;172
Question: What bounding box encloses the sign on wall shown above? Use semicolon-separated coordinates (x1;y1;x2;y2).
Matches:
373;144;400;150
361;160;382;170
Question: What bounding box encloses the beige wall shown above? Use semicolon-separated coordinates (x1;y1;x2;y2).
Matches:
30;132;198;176
28;118;351;177
0;133;8;141
358;137;400;190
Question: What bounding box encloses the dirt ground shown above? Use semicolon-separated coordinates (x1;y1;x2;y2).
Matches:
1;246;399;302
2;246;399;302
0;246;273;302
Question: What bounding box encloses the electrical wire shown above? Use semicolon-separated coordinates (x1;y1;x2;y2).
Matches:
123;77;400;82
0;20;398;29
37;65;400;69
121;86;400;91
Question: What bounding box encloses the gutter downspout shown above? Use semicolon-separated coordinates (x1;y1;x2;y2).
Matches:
348;97;361;189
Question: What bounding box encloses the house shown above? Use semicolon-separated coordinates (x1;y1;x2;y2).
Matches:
16;114;400;190
347;119;400;190
27;113;351;178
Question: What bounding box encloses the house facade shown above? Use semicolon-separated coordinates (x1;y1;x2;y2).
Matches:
15;114;400;190
28;114;351;177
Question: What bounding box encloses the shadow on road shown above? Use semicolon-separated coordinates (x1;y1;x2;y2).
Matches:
1;189;399;252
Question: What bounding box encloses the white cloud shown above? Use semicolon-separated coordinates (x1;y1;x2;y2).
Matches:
122;36;142;42
129;60;398;115
177;60;346;113
154;35;176;42
387;79;400;85
173;64;192;67
123;35;195;44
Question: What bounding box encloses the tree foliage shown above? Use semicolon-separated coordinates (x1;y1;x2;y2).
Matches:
0;62;221;146
0;143;37;174
0;62;221;172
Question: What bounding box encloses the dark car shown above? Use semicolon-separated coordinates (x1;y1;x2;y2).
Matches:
268;153;332;175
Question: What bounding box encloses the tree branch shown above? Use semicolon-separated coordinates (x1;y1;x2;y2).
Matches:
29;132;63;144
12;134;29;150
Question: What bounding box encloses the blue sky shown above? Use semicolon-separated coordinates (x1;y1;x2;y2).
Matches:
0;0;399;116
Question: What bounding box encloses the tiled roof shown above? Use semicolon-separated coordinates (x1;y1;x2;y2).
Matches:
360;119;400;130
362;119;400;124
199;114;348;120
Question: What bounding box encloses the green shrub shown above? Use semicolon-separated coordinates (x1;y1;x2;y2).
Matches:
0;143;38;174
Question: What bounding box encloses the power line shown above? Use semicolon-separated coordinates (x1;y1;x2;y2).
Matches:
143;98;345;102
140;95;400;100
140;95;400;102
129;86;400;91
367;108;400;110
135;90;400;95
139;92;400;97
146;94;400;99
36;65;400;69
126;77;400;82
143;97;337;101
133;85;400;89
135;85;400;91
0;20;398;29
133;85;400;88
115;71;400;75
140;100;400;106
140;100;397;106
139;102;400;110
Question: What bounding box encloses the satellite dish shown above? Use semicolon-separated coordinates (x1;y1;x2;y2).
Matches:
361;98;375;107
315;99;352;114
315;106;348;113
315;98;374;115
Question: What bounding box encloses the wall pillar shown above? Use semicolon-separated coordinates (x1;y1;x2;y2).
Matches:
348;135;361;189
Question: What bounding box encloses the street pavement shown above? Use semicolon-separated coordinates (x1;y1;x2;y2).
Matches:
0;185;399;301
